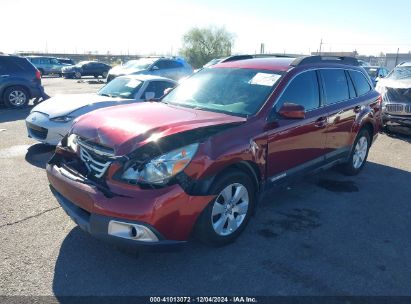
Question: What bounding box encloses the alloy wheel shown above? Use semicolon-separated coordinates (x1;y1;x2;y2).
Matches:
211;183;249;236
8;90;27;106
353;136;368;169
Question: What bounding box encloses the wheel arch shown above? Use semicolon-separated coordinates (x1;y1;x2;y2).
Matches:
2;84;31;99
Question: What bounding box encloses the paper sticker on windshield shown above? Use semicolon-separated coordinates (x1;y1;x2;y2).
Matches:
249;73;281;86
126;79;141;88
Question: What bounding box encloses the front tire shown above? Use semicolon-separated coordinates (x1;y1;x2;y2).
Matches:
102;71;108;78
340;129;371;176
195;170;255;246
3;86;29;108
74;71;82;79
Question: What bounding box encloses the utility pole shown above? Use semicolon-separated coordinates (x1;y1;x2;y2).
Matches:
395;47;400;66
319;38;323;55
260;43;265;54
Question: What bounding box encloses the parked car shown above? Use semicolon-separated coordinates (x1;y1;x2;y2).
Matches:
358;59;371;67
107;57;193;82
62;61;111;79
26;75;176;145
0;55;46;108
47;56;381;248
376;61;411;128
26;56;72;76
363;66;390;86
57;58;75;65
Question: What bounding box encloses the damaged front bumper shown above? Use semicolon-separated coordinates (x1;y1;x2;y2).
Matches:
46;149;215;247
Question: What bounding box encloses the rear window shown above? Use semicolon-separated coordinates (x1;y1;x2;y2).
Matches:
349;70;372;96
321;69;349;104
1;57;35;73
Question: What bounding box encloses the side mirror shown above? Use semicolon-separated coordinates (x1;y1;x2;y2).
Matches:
278;102;305;119
144;92;155;101
163;87;173;96
151;66;159;71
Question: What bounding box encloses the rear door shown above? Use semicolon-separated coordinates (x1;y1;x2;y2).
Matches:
319;68;357;160
266;70;329;180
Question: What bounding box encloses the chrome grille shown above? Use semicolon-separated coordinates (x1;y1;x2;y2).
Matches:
80;147;111;178
385;104;404;113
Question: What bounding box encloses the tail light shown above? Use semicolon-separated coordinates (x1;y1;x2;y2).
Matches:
35;70;41;80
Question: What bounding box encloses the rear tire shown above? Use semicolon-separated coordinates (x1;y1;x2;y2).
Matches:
102;71;108;78
3;86;29;108
339;129;371;176
195;170;255;246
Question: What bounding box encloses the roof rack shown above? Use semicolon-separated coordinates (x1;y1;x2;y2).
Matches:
290;56;359;67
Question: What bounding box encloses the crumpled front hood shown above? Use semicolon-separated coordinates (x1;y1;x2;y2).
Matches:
71;102;246;156
378;78;411;89
31;94;127;118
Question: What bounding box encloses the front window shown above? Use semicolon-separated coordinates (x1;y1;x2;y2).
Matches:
162;68;283;117
98;77;142;99
123;58;156;70
387;66;411;80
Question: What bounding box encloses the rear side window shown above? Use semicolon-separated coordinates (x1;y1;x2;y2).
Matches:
168;61;183;69
276;70;320;111
349;70;372;96
155;60;181;69
2;57;34;73
321;69;349;104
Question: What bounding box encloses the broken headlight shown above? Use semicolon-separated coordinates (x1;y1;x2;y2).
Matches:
121;143;198;185
67;133;79;152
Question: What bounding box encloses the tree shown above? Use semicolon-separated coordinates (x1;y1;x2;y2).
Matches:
180;26;235;68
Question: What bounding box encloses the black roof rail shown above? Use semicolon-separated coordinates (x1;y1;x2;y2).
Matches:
220;53;296;63
221;55;254;62
253;53;296;58
291;56;359;67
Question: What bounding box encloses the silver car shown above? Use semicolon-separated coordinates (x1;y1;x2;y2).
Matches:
376;62;411;128
26;75;177;145
107;57;193;82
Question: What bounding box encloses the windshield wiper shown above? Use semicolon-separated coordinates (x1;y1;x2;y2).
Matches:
99;93;115;97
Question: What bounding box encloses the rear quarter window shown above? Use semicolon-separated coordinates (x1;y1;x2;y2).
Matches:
349;70;372;96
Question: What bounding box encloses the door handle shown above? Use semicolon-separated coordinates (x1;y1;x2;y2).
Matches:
0;75;10;78
314;116;328;128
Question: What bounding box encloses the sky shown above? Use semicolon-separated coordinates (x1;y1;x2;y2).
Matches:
1;0;410;56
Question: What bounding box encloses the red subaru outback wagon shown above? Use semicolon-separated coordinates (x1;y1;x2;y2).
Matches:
47;56;382;247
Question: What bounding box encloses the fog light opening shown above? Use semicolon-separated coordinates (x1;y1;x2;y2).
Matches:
108;220;159;242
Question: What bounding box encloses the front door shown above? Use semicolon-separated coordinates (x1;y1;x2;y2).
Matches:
266;70;328;181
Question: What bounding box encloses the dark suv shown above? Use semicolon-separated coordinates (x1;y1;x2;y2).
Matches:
61;61;111;79
0;55;45;108
47;56;382;248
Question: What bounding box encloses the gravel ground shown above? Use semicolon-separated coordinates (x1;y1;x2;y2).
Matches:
1;78;411;297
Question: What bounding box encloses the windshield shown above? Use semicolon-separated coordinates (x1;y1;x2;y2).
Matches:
363;67;378;78
122;58;156;70
162;68;283;117
387;66;411;80
98;77;142;99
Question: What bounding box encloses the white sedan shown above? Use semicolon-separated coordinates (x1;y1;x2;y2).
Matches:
25;75;177;145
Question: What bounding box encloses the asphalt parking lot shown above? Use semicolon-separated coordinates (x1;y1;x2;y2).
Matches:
1;77;411;297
